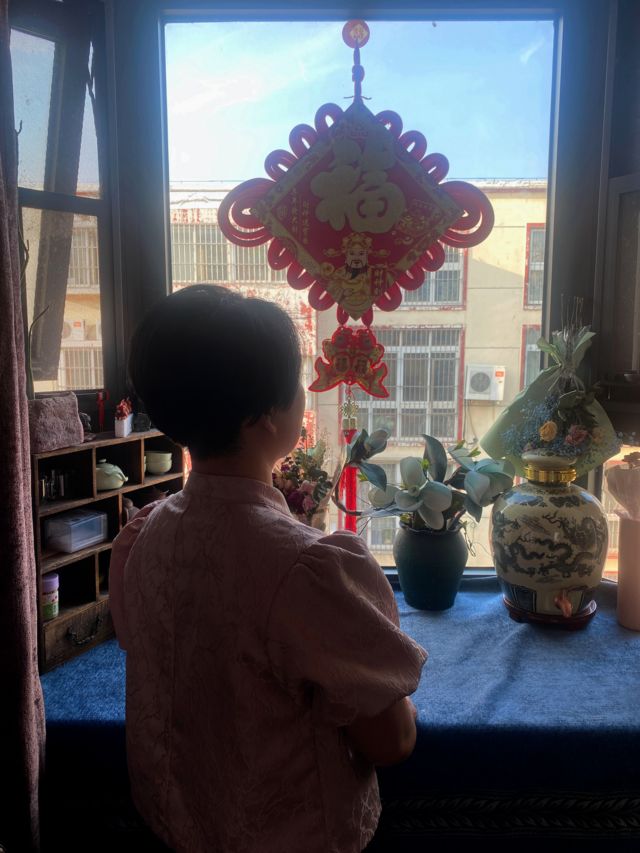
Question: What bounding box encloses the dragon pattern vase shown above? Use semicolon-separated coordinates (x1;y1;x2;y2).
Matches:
490;453;608;628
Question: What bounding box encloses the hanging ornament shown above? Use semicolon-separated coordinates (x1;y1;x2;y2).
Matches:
218;19;496;520
309;325;388;397
218;19;494;332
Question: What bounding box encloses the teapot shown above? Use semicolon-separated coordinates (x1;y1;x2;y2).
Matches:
96;458;128;491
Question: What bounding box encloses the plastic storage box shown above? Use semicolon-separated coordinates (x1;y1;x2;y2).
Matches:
44;509;108;553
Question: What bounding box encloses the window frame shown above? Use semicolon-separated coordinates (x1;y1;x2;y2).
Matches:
11;0;118;410
105;0;616;345
104;0;616;571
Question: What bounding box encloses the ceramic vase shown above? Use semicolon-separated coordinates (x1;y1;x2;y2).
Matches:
490;452;608;628
393;525;468;611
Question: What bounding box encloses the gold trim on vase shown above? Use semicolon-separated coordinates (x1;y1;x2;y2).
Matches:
523;465;577;484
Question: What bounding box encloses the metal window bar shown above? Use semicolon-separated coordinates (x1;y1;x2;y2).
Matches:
57;343;104;390
233;241;287;284
524;326;542;387
67;218;99;289
170;222;230;284
352;328;460;442
402;246;463;305
357;462;399;551
527;227;545;305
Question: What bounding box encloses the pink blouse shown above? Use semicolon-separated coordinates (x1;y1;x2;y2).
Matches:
110;472;427;853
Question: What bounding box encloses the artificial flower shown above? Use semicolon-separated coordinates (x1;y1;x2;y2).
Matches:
538;420;558;442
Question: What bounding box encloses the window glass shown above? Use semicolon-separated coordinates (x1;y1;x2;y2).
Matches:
11;29;55;192
22;208;103;391
601;446;640;581
164;19;553;567
11;28;100;197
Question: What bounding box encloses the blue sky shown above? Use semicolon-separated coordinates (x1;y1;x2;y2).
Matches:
165;18;555;184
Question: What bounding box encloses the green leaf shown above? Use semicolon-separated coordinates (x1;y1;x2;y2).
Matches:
464;495;483;523
422;434;448;482
358;461;388;491
537;337;561;363
558;390;583;409
571;329;596;367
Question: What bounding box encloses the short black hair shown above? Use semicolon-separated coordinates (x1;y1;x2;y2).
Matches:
128;285;302;458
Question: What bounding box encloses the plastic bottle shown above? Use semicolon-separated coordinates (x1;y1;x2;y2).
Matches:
41;572;60;621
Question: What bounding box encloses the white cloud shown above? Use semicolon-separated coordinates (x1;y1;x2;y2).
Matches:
520;37;545;65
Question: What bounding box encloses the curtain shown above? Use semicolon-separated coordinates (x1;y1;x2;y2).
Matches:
0;3;46;850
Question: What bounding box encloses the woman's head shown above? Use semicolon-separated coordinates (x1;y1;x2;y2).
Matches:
128;285;303;460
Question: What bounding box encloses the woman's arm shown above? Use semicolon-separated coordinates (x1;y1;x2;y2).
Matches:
346;696;418;766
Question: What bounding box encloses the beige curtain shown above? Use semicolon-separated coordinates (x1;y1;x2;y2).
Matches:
0;3;46;850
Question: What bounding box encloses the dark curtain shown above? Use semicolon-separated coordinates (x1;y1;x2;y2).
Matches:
0;3;46;850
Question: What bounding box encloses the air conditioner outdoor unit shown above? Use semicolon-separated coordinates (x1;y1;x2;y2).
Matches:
62;319;86;341
465;364;506;401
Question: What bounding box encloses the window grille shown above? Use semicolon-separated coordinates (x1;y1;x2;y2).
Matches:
57;343;104;390
233;241;287;284
357;462;399;551
352;327;460;442
526;227;545;305
402;246;463;306
68;220;99;290
523;325;542;387
171;222;229;284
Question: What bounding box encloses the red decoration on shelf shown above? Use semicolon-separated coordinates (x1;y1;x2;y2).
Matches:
309;326;388;397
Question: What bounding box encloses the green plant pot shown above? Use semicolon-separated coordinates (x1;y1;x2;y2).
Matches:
393;525;468;611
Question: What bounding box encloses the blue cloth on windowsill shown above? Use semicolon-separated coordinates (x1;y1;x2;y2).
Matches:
41;576;640;797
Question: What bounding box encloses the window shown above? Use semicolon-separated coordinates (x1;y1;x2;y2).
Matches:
525;224;545;306
162;16;555;562
170;219;287;286
521;325;541;388
357;463;399;552
352;328;461;442
11;1;111;395
401;246;465;306
68;220;100;290
171;220;229;284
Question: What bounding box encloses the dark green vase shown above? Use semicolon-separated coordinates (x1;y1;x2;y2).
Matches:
393;525;468;611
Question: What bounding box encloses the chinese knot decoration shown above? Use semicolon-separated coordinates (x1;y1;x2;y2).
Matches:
309;326;388;397
218;19;495;398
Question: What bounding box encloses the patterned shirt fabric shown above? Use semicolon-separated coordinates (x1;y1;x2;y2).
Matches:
110;472;427;853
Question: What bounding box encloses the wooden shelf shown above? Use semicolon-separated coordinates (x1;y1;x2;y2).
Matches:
32;430;185;671
40;541;113;574
39;496;96;517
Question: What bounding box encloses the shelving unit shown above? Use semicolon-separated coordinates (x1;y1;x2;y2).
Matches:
32;429;185;672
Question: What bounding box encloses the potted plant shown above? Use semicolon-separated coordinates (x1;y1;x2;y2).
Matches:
333;430;514;610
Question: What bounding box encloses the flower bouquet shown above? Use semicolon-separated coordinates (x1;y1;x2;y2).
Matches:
273;430;335;530
481;323;620;476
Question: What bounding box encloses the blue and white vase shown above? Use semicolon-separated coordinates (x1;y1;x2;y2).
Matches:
490;452;608;626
